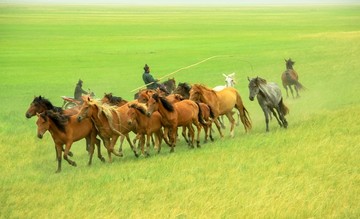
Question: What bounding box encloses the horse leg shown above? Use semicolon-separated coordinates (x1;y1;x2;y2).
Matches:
118;135;125;157
218;116;226;129
225;112;236;138
63;142;77;167
213;117;224;138
181;126;190;144
125;133;139;158
263;108;270;132
289;85;295;99
169;126;177;153
144;134;151;157
95;137;105;163
55;144;63;173
270;108;283;127
275;106;288;129
294;85;300;98
195;122;202;148
87;136;95;166
154;130;162;153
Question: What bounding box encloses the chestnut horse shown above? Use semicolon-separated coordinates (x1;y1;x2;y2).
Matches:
146;93;206;152
281;58;305;98
127;103;164;156
101;93;128;107
189;84;251;138
26;95;87;156
77;97;138;162
36;110;105;173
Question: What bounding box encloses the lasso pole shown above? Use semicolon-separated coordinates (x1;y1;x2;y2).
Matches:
130;55;226;93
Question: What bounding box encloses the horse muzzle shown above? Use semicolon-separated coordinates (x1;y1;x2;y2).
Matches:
249;96;254;101
37;133;43;139
25;112;32;118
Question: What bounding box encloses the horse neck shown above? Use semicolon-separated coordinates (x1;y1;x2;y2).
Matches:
46;117;66;139
89;104;108;128
157;101;175;122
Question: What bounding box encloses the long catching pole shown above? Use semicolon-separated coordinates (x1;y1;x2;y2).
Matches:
130;55;226;93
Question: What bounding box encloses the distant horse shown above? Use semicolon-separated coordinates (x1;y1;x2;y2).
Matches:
36;110;105;173
189;84;251;138
127;103;164;156
101;93;128;107
173;82;192;99
213;73;236;91
77;97;139;162
146;93;206;152
248;77;289;132
281;58;305;98
134;78;176;99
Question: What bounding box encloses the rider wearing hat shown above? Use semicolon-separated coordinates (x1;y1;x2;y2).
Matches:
74;79;88;101
142;64;160;90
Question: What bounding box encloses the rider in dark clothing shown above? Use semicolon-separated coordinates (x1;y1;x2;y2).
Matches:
74;79;88;101
142;64;160;90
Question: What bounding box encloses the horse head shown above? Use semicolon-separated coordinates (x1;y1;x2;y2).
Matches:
174;82;191;99
36;112;49;139
77;96;95;122
101;93;113;104
285;58;295;70
223;72;236;87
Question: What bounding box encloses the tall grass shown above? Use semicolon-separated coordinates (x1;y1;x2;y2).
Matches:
0;5;359;218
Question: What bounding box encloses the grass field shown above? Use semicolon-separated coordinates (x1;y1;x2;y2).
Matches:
0;4;359;218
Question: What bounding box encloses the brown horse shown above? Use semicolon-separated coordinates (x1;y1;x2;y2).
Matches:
101;93;128;107
166;93;214;143
127;103;164;156
281;58;305;98
189;84;251;138
146;93;206;152
76;97;139;162
36;110;105;173
26;95;87;156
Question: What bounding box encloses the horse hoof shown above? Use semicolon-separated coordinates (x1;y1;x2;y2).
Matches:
68;151;73;157
55;169;61;173
72;162;77;167
100;157;106;163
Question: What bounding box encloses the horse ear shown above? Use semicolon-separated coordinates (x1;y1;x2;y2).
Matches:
247;77;250;82
229;72;235;77
36;112;40;117
223;73;227;77
87;96;91;101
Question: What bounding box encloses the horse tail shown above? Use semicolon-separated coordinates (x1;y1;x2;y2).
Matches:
279;98;289;116
241;106;252;132
295;81;306;91
195;101;207;126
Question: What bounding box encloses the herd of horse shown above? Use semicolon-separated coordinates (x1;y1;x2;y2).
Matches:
25;58;305;173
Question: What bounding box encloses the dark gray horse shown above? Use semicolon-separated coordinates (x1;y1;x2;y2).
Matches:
248;77;289;132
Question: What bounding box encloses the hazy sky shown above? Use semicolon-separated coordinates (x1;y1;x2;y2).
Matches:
2;0;358;5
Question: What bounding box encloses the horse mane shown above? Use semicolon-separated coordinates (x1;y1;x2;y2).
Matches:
256;77;267;85
129;103;147;116
152;93;174;112
178;82;191;92
193;84;216;94
105;93;127;105
34;96;63;113
43;110;69;133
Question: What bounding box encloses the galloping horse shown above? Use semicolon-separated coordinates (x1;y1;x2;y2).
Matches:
189;84;251;138
146;93;206;152
101;93;128;107
77;97;139;162
36;110;105;173
281;58;305;98
248;77;289;132
127;103;164;156
26;95;87;156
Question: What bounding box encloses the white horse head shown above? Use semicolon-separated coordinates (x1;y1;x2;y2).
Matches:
223;72;236;87
213;72;236;91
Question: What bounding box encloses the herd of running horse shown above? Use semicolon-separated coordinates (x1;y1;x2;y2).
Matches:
25;58;305;173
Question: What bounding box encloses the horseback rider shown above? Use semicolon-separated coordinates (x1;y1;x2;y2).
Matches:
142;64;160;90
74;79;88;101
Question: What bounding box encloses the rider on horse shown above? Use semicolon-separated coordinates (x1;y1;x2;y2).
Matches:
74;79;88;101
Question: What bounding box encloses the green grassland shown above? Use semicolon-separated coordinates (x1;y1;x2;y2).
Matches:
0;4;359;218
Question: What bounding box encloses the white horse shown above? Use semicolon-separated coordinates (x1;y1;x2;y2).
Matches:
213;73;236;91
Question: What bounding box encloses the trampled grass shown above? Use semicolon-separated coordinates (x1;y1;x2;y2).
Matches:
0;4;359;218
